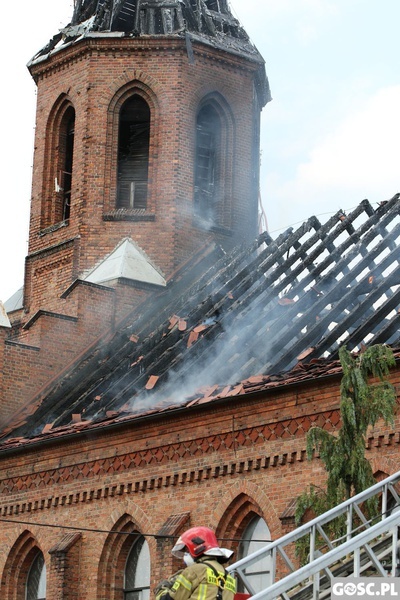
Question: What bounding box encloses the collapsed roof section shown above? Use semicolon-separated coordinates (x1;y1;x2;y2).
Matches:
29;0;270;105
2;195;400;446
70;0;251;41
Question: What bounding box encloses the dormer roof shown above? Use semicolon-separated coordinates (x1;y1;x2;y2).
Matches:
84;238;166;288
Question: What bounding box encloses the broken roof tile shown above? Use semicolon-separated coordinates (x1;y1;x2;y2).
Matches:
106;410;120;418
296;348;315;361
131;355;144;367
42;423;53;434
218;386;233;398
168;315;179;329
186;398;202;407
243;375;266;385
227;384;245;397
178;318;187;331
201;385;219;399
187;331;199;348
146;375;159;390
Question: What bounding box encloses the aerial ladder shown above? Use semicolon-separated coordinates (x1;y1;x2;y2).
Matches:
228;471;400;600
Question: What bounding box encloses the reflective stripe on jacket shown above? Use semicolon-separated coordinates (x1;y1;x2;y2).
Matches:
156;558;236;600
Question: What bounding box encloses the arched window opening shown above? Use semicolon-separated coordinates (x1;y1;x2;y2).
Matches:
56;106;75;222
117;95;150;210
238;516;272;593
124;535;150;600
194;104;222;224
26;551;46;600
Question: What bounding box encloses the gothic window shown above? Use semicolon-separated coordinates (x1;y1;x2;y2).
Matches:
56;106;75;222
124;536;150;600
117;95;150;210
97;515;152;597
238;516;272;593
194;103;222;224
41;99;75;230
26;551;46;600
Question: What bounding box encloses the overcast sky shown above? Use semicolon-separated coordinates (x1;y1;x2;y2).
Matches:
0;0;399;303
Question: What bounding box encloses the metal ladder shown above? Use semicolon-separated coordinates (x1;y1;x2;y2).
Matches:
227;471;400;600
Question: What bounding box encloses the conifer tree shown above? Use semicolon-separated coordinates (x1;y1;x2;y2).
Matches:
295;344;396;554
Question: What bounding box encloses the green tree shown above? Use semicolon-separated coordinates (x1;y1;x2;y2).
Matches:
295;344;397;559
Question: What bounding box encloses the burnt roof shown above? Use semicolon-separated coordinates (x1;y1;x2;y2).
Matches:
70;0;252;43
29;0;270;105
2;195;400;448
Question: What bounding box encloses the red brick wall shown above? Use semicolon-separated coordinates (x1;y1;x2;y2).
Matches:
0;368;398;598
26;38;262;316
0;280;150;422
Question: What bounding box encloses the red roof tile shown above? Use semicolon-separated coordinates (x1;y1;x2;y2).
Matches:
146;375;159;390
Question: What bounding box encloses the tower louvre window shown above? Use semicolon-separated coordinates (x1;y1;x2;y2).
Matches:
51;105;75;224
40;99;76;230
194;103;222;224
60;108;75;221
117;95;150;210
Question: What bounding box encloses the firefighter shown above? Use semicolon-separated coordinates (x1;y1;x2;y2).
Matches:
155;526;237;600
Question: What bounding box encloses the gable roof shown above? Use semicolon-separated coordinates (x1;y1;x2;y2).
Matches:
84;238;167;288
3;287;23;313
1;195;399;448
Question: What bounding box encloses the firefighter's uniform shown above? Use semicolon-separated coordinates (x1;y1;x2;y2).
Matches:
155;557;236;600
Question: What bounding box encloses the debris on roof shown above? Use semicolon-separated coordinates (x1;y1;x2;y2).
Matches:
178;318;187;332
146;375;159;390
1;196;400;448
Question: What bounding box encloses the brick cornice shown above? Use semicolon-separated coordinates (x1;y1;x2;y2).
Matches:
1;389;398;522
0;408;341;498
0;428;398;521
27;238;77;261
29;34;260;82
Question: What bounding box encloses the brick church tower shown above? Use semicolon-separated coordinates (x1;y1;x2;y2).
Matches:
0;0;269;418
19;0;269;318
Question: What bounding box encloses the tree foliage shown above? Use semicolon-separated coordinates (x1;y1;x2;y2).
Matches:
295;344;396;560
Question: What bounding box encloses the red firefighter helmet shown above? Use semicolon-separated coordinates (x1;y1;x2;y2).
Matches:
172;526;233;561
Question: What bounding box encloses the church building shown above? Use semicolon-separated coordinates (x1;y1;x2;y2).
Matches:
0;1;399;599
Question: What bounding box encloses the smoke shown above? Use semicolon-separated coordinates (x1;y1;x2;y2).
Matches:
123;197;400;416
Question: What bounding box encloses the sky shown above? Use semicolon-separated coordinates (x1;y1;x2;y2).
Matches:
0;0;399;303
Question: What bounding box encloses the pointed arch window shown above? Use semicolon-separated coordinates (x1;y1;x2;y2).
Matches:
238;516;272;593
124;535;150;600
56;106;75;222
194;104;222;224
117;95;150;210
26;551;46;600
